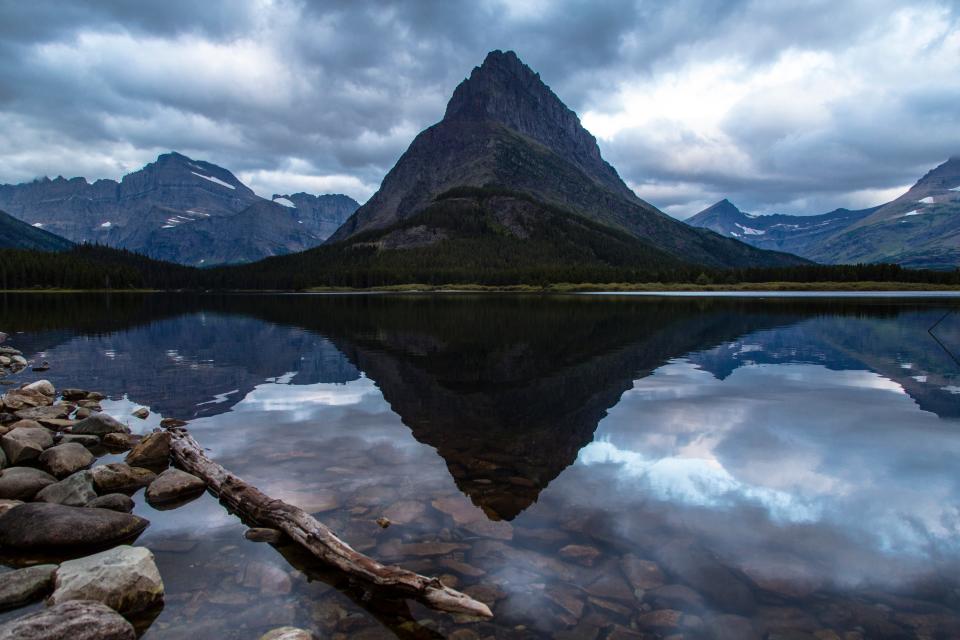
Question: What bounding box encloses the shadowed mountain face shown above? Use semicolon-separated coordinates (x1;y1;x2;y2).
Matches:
0;152;359;265
328;51;805;269
0;208;74;251
687;157;960;269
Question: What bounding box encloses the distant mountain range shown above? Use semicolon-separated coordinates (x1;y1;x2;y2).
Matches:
326;50;804;271
687;158;960;269
0;152;359;265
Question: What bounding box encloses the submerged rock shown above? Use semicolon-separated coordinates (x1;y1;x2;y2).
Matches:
91;463;156;494
101;433;138;451
259;627;316;640
86;493;135;513
39;443;94;478
0;499;22;515
144;468;205;506
125;431;170;467
0;600;135;640
35;470;98;507
0;564;57;610
559;544;602;566
0;503;149;549
1;426;54;464
49;545;164;616
71;413;129;436
0;466;57;500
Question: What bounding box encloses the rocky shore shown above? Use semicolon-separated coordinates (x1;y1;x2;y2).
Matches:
0;343;316;639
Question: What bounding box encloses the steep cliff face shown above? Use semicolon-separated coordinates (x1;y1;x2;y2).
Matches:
271;192;359;239
329;50;804;269
0;209;74;251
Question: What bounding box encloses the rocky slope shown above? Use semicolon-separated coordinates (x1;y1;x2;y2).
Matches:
0;209;74;252
328;50;804;269
0;153;358;266
687;158;960;269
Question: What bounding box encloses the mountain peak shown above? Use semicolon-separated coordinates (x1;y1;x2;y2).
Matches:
912;156;960;190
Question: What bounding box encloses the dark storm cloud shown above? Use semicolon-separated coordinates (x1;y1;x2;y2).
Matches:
0;0;957;212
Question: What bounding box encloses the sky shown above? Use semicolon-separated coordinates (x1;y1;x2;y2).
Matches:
0;0;958;218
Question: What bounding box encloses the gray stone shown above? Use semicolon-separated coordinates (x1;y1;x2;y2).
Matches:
61;389;91;401
0;446;5;469
36;470;98;507
124;431;170;467
0;564;57;610
145;468;205;505
0;466;57;500
22;380;55;397
0;599;135;640
58;434;100;448
0;503;149;549
71;413;129;436
91;463;156;494
85;493;135;513
0;499;21;515
259;627;317;640
49;545;164;616
131;408;149;420
15;405;70;422
39;443;94;478
1;426;54;464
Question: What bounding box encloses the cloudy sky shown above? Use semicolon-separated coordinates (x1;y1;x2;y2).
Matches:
1;0;958;218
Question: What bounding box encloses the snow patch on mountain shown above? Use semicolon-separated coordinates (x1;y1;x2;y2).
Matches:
273;197;296;208
735;223;765;235
191;171;236;190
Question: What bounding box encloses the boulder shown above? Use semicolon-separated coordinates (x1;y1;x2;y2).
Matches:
0;467;57;500
91;463;156;494
145;468;205;506
58;434;100;448
39;443;94;478
1;426;54;464
102;433;138;450
1;388;51;411
49;545;164;616
0;599;135;640
0;503;149;549
71;413;129;436
0;564;57;610
259;628;317;640
86;493;135;513
131;408;149;420
159;418;187;428
125;431;170;467
0;446;5;469
22;380;55;397
36;470;98;507
61;389;91;401
15;405;69;422
0;499;22;515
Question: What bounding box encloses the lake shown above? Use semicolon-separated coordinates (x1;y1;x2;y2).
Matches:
1;292;959;639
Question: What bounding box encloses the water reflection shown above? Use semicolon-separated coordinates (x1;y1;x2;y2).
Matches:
0;293;958;638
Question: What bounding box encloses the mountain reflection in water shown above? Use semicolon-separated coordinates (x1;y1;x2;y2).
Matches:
0;293;958;639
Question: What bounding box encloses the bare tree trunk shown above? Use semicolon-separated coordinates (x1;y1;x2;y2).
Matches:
164;426;493;620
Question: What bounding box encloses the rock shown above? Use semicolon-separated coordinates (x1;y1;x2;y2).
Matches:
0;600;135;640
31;362;49;372
259;628;316;640
382;499;426;524
22;380;55;397
0;499;22;515
145;468;205;505
102;433;138;450
649;584;706;611
245;527;283;543
61;389;91;401
0;503;149;549
0;466;57;500
37;418;76;431
1;426;54;464
376;516;391;528
125;431;170;467
0;446;4;469
439;557;486;577
159;418;187;428
637;609;683;630
59;433;100;448
15;405;70;422
559;544;602;566
77;400;102;411
86;392;106;401
39;443;94;478
239;561;292;595
49;545;164;615
71;413;129;436
622;554;667;591
91;463;156;494
86;493;135;513
0;564;57;610
2;388;51;411
36;470;98;506
131;408;149;420
656;542;756;613
74;407;92;419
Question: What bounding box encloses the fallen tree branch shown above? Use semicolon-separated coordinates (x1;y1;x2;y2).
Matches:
163;425;492;620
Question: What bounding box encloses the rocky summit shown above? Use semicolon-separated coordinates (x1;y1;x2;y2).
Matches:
328;50;803;269
0;152;359;266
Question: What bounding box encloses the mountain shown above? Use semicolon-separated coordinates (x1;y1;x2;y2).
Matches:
687;158;960;269
0;152;358;266
0;208;74;252
270;193;359;239
327;50;805;269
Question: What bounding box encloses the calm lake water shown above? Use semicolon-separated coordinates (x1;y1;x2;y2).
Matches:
1;292;959;639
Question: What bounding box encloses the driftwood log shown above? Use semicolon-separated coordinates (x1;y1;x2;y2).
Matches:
163;426;493;619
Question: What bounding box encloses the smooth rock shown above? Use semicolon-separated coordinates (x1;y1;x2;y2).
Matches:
49;545;164;615
71;413;129;436
39;443;94;478
382;499;426;524
86;392;106;401
0;564;57;610
1;426;54;464
0;503;149;549
15;405;69;422
59;433;100;448
1;388;50;411
259;627;316;640
102;433;138;450
145;468;205;505
0;466;57;500
131;408;149;420
0;446;5;469
0;499;21;515
0;599;135;640
61;389;90;401
74;407;92;419
22;380;55;397
622;554;667;591
36;470;98;506
656;542;756;613
125;431;170;467
86;493;135;513
91;463;156;494
158;418;186;428
559;544;602;566
239;561;292;595
245;527;283;543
